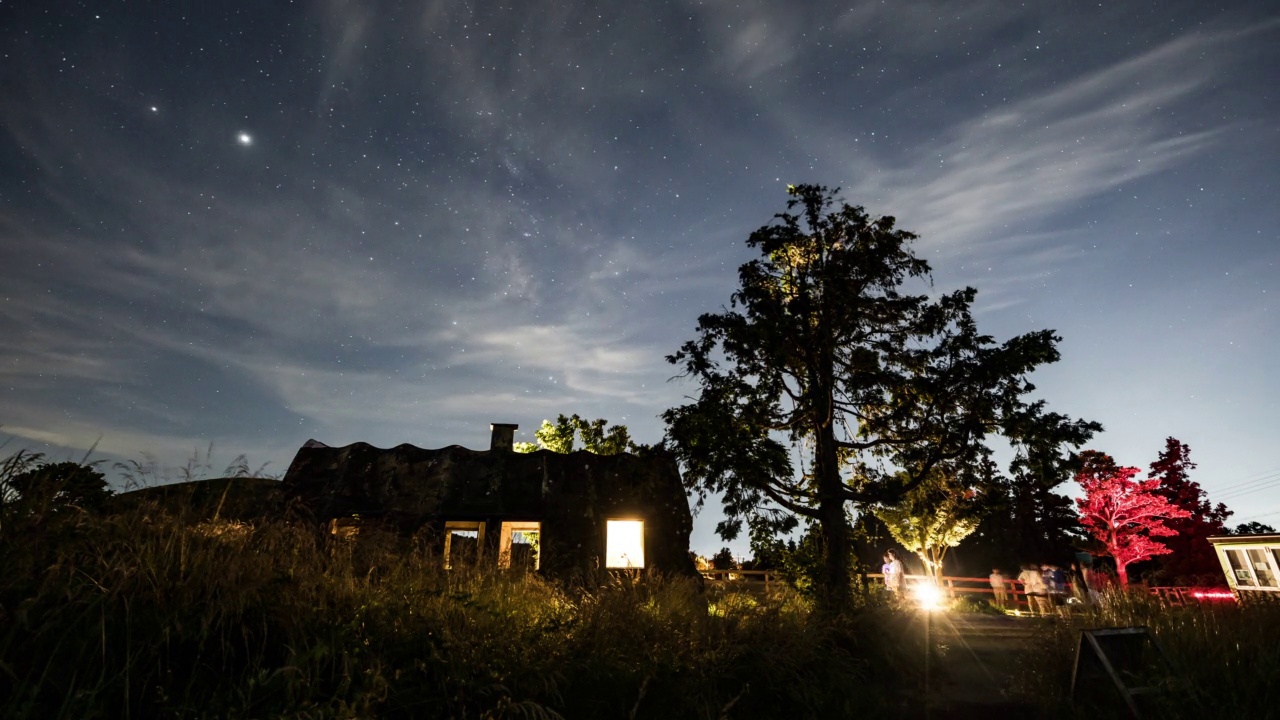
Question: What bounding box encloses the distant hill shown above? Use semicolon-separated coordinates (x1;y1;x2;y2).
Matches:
110;476;285;521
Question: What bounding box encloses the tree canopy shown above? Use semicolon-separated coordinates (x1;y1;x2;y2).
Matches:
1146;437;1232;584
959;403;1101;573
873;463;984;580
1;453;113;530
513;414;641;455
1074;450;1191;586
663;184;1079;608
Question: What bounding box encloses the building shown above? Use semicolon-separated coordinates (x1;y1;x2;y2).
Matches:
1207;533;1280;603
281;423;698;580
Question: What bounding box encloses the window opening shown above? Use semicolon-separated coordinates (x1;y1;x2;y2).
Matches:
1247;548;1278;587
1225;549;1255;587
445;520;485;569
606;519;645;569
499;521;541;571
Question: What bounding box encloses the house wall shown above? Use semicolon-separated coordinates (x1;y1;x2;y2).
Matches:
282;440;697;581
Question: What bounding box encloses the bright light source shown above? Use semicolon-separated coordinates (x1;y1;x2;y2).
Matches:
911;582;944;611
1192;590;1236;601
606;519;644;569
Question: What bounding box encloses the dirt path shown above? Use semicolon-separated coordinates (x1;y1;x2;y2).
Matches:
918;612;1051;718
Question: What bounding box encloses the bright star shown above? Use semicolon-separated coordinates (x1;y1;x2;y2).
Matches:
236;132;253;146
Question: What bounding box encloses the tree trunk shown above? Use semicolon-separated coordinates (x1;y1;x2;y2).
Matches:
814;404;851;614
927;548;944;582
811;310;850;614
1116;561;1129;587
817;490;852;613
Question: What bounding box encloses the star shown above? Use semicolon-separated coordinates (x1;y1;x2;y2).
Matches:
236;132;253;146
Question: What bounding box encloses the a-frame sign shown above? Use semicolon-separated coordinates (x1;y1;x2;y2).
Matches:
1070;626;1174;718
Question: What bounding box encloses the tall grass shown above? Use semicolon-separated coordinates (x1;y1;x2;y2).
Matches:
0;485;907;719
1018;590;1280;718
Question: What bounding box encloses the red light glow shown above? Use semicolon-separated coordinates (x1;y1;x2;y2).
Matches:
1191;590;1236;601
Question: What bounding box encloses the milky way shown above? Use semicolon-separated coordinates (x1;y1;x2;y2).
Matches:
2;1;1278;552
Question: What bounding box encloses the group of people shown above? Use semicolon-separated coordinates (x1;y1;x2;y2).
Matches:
989;563;1087;614
878;549;1104;613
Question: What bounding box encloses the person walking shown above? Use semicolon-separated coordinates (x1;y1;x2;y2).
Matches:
1017;563;1049;615
989;568;1009;609
884;549;906;599
1048;564;1068;605
1070;563;1091;605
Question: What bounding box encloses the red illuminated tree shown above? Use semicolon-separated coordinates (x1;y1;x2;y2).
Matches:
1074;451;1191;586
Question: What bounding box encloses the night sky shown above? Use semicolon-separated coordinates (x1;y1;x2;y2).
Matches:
3;1;1277;555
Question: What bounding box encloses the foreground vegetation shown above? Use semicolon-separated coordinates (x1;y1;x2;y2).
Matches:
5;455;1277;719
1;488;917;719
1023;592;1280;718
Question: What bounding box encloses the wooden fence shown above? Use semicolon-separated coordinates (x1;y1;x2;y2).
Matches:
699;570;1038;609
700;570;1235;609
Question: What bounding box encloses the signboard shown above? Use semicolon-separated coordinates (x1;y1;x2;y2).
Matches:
1070;627;1174;718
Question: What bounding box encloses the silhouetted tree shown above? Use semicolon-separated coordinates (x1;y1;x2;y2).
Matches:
710;547;738;571
1;455;113;536
1075;451;1190;586
1146;437;1232;584
8;460;111;511
960;404;1100;573
664;184;1069;611
1230;521;1276;535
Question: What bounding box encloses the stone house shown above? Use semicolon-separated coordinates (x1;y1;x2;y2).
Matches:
281;423;697;580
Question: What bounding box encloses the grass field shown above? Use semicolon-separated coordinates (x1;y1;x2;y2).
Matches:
0;483;916;719
4;457;1275;719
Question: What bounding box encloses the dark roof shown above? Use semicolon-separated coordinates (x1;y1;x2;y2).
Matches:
1207;534;1280;544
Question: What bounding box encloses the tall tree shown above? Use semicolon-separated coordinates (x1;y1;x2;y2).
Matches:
1146;437;1232;583
961;403;1101;573
1075;451;1191;586
664;185;1068;610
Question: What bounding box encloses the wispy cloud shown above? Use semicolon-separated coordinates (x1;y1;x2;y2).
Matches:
855;28;1240;250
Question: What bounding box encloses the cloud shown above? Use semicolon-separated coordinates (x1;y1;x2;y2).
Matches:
683;0;805;80
855;28;1239;250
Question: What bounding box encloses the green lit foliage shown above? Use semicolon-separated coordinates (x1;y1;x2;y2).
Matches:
873;463;984;580
514;414;642;455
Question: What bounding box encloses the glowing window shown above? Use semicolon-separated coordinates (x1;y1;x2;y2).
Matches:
606;519;645;569
444;520;485;569
499;521;541;571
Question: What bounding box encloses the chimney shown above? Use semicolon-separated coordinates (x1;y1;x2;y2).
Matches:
490;423;518;451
